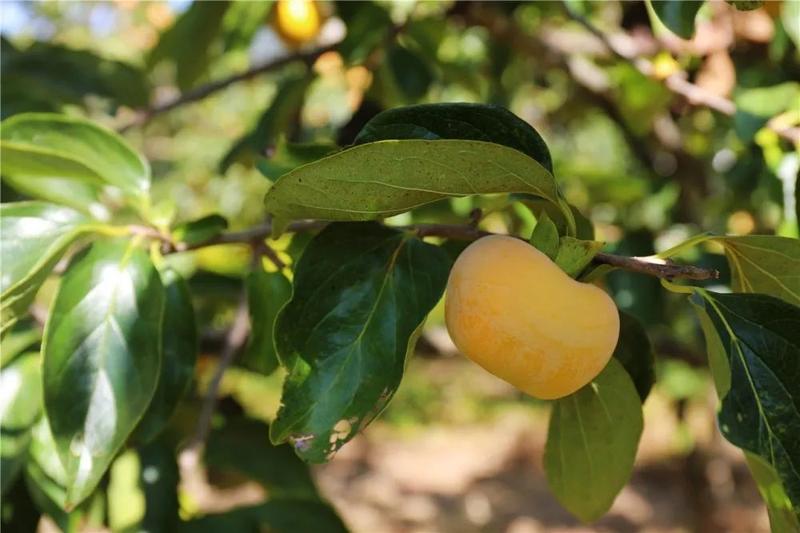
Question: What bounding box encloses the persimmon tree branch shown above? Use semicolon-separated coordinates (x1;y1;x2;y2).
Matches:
129;220;719;281
118;44;337;132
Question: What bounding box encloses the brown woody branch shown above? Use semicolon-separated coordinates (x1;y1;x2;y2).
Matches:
131;220;719;281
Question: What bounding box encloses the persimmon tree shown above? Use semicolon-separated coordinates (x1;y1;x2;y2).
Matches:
1;0;799;531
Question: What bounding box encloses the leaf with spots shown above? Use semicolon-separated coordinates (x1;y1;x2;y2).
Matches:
270;223;451;463
42;239;164;507
690;290;800;516
543;358;643;522
263;139;572;235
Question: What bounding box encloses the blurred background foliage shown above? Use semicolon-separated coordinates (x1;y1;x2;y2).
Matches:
1;0;799;531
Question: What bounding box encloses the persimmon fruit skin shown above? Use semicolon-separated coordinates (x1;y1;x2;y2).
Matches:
444;235;620;400
273;0;321;47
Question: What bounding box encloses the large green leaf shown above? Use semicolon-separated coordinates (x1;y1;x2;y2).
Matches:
612;311;656;402
0;202;96;331
43;239;164;507
256;139;339;182
264;139;571;234
178;499;348;533
649;0;704;39
544;358;644;522
690;291;800;512
355;103;553;173
713;235;800;306
0;114;151;202
242;268;292;375
1;352;42;495
270;223;451;462
206;417;319;499
134;268;197;444
148;1;230;91
1;174;107;218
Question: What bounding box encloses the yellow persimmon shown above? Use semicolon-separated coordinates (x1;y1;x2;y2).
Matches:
445;235;620;400
273;0;321;47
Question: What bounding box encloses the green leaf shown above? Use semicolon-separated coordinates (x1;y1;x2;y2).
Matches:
1;41;150;116
335;1;393;65
745;452;800;530
221;0;274;51
0;324;40;368
134;268;197;444
178;499;348;533
43;239;164;507
554;236;604;278
691;290;800;511
514;197;595;240
148;1;231;91
206;416;319;499
544;358;644;522
1;352;42;495
242;268;292;375
264;139;570;234
172;214;228;247
734;82;800;142
1;174;108;219
220;73;313;172
529;211;560;260
612;311;656;402
713;235;800;306
0;202;97;331
255;138;339;182
270;223;451;463
649;0;704;39
386;44;433;101
354;103;554;173
0;113;151;202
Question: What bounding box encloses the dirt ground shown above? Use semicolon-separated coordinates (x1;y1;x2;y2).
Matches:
312;356;769;533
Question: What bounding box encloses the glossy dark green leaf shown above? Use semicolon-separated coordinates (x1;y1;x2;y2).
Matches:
178;499;348;533
148;1;231;91
713;235;800;306
0;114;151;202
43;239;164;507
355;103;553;173
255;139;339;182
529;211;560;260
544;358;644;523
1;40;150;116
746;452;800;530
690;291;800;511
271;223;451;462
264;139;571;235
612;311;656;402
649;0;704;39
734;82;800;141
554;237;604;278
386;44;433;101
1;352;42;495
206;417;319;499
220;73;313;172
172;214;229;247
135;268;197;444
243;268;292;375
1;202;96;332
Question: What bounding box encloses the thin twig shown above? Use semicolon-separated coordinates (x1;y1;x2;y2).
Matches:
134;219;718;281
118;44;337;132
